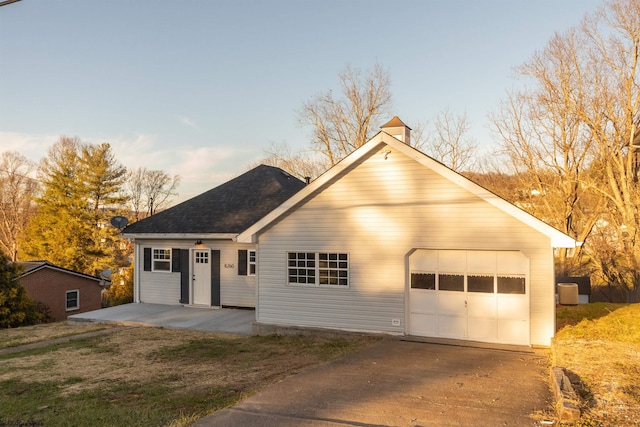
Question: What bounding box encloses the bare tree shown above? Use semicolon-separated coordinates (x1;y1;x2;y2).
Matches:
298;63;392;168
425;108;478;171
253;141;328;182
491;0;640;299
125;167;180;219
0;152;38;261
144;169;180;216
125;167;145;222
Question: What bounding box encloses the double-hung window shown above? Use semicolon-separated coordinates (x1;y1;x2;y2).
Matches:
288;252;349;287
152;248;172;272
66;290;79;311
248;250;256;275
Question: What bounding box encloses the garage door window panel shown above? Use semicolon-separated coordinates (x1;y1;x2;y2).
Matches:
438;274;464;291
411;273;436;290
497;275;526;294
468;275;495;293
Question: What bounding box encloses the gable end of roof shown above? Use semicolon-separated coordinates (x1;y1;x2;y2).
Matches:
238;134;577;248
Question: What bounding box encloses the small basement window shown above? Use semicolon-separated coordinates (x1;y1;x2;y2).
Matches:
152;248;172;272
66;290;79;311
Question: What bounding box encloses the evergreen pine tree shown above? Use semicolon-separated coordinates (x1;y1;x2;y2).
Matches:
0;251;44;328
21;137;129;276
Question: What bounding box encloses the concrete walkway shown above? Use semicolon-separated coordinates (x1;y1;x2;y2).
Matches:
68;303;255;335
193;340;553;427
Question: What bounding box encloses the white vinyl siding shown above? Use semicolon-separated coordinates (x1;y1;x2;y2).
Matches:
136;240;256;307
220;244;256;307
256;144;555;345
140;268;180;304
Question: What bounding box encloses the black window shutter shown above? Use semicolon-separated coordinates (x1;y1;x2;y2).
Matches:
179;250;190;304
143;247;152;271
238;250;248;276
172;248;181;272
211;250;221;306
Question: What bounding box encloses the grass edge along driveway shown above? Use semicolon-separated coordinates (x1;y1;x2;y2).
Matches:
553;303;640;427
0;325;380;427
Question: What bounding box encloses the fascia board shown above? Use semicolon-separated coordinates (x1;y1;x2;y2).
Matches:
389;139;578;248
20;265;103;283
237;134;388;243
121;233;237;240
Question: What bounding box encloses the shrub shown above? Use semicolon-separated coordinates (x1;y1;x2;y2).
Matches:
0;252;47;328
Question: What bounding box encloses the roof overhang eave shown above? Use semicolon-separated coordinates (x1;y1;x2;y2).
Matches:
550;233;580;248
121;233;238;240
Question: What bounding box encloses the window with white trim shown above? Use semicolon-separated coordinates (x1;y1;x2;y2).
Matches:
152;248;172;272
248;250;256;275
66;290;79;311
288;252;348;287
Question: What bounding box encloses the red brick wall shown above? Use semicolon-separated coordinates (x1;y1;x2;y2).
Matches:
20;268;103;322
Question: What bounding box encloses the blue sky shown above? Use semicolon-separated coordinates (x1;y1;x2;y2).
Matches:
0;0;603;203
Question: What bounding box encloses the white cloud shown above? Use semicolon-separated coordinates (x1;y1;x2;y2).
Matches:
104;136;257;203
179;116;199;130
167;145;251;202
107;133;163;170
0;131;59;163
0;130;261;204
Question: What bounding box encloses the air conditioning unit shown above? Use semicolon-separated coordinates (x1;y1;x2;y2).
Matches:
558;283;579;305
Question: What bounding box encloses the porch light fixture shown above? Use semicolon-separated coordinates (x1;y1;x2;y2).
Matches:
195;240;202;245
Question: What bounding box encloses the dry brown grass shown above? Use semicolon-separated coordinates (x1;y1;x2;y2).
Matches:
553;304;640;427
0;321;114;348
0;324;379;426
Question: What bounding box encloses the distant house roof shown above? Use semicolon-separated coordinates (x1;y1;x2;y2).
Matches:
17;260;104;283
121;165;306;237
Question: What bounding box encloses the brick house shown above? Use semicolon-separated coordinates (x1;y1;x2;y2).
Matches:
18;261;105;322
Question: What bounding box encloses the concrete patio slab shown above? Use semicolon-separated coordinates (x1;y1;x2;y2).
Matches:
67;303;255;335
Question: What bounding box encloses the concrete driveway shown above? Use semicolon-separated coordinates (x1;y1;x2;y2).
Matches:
67;303;254;335
193;339;553;427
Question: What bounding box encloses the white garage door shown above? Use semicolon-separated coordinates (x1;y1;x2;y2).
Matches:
409;250;530;346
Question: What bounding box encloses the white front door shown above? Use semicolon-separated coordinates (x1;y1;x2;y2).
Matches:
192;249;211;305
409;250;530;345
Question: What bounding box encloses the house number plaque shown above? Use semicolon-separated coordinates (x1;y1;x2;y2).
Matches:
224;264;234;269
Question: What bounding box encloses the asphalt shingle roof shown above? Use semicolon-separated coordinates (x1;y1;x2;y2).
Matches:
122;165;306;234
16;260;103;282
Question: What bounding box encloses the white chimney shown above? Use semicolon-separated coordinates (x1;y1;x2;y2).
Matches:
381;116;411;145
